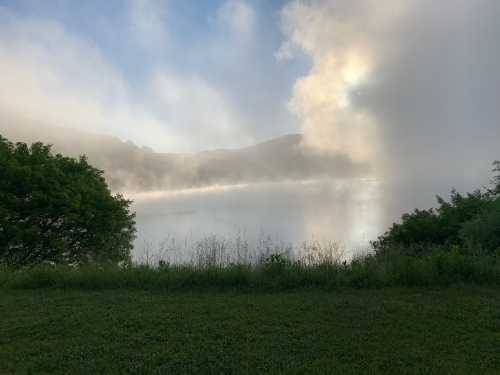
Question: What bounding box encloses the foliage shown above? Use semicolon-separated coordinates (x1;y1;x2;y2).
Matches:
0;135;136;268
491;160;500;195
460;199;500;254
372;162;500;255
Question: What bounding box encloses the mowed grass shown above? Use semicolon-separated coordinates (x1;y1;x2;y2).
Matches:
1;287;500;374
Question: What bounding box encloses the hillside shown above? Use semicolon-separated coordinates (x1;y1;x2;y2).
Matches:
1;123;368;192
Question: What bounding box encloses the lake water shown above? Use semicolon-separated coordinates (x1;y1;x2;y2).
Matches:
128;177;450;264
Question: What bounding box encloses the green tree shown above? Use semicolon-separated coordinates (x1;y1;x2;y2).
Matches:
490;160;500;196
0;135;136;268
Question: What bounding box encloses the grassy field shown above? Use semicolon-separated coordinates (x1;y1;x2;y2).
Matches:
1;287;500;374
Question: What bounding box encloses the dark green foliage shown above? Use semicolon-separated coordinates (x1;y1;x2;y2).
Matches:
436;189;491;243
0;135;136;268
372;162;500;255
371;209;443;254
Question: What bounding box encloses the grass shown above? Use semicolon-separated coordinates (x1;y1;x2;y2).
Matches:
1;251;500;291
2;251;500;373
1;287;499;374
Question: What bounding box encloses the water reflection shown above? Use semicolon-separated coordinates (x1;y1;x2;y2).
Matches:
128;178;385;263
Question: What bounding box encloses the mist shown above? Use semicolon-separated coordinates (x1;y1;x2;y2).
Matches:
1;0;499;255
0;121;368;192
280;0;500;186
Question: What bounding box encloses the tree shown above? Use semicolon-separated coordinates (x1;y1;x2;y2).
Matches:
0;135;136;268
490;160;500;196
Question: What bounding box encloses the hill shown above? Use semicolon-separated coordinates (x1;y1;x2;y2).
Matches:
1;122;368;192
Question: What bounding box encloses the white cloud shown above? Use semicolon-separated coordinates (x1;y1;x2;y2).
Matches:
280;0;500;182
0;13;181;151
279;0;404;167
0;9;258;153
216;0;255;40
150;72;254;150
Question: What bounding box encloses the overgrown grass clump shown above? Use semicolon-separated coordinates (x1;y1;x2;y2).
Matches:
2;249;499;291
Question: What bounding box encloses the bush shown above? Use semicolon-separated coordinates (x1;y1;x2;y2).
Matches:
372;161;500;255
0;135;136;268
460;199;500;254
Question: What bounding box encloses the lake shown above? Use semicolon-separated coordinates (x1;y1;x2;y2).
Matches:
128;177;453;264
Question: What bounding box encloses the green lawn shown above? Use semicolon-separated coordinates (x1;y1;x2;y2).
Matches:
1;287;499;374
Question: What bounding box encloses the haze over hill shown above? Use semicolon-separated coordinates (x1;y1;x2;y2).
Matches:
1;122;368;192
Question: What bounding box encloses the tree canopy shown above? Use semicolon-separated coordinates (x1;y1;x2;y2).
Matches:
0;135;136;268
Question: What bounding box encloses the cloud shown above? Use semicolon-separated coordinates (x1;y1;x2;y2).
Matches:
0;10;180;149
278;0;404;168
128;0;168;49
0;8;256;153
216;0;256;40
280;0;500;184
149;72;254;150
0;1;299;155
274;40;296;62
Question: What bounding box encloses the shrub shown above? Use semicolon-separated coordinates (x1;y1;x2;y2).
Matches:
371;209;443;254
372;161;500;255
460;199;500;254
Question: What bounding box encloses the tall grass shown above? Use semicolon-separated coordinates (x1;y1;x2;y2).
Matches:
135;234;350;266
1;250;499;291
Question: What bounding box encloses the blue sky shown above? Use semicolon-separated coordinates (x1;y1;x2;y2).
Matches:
0;0;307;151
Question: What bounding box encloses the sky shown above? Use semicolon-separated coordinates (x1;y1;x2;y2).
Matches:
0;0;499;186
0;0;305;152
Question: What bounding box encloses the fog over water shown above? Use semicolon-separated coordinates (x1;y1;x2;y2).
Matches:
129;176;473;262
130;180;374;262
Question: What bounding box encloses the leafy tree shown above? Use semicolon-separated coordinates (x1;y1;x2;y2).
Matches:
0;135;136;268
